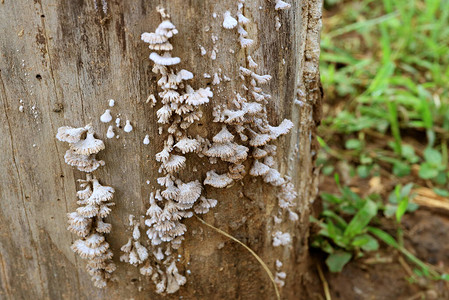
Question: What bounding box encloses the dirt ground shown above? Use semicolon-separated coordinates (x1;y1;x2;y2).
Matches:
304;178;449;300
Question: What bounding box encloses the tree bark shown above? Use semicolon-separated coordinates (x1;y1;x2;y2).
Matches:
0;0;322;299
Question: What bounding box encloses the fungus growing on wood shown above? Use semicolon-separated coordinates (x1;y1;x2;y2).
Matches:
70;132;105;155
106;126;115;139
137;9;218;294
272;231;292;247
56;124;91;143
204;170;233;188
56;125;115;288
223;11;238;29
124;120;133;133
120;215;150;267
70;175;116;288
193;196;218;214
100;109;112;123
274;0;291;10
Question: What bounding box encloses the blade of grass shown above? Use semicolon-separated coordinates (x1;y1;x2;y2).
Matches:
387;101;402;155
368;227;440;278
327;12;399;38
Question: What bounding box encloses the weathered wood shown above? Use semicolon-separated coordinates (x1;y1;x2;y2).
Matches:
0;0;322;299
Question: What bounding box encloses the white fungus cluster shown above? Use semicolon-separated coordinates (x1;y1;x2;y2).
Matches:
57;124;105;173
120;199;189;294
207;0;297;250
207;54;294;192
274;259;286;287
120;215;149;267
138;7;216;294
56;125;116;288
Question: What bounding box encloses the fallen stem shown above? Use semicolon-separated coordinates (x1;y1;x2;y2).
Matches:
317;264;332;300
194;215;280;300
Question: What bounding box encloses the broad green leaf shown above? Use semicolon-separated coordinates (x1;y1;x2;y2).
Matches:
351;234;379;251
326;251;352;272
393;161;411;177
344;199;378;239
418;163;438;179
433;188;449;197
424;148;442;165
360;235;379;252
345;139;363;150
322;165;335;176
384;204;397;218
357;165;371;178
400;183;414;198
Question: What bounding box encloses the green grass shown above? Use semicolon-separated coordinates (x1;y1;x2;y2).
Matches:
314;0;449;278
311;176;447;280
319;0;449;186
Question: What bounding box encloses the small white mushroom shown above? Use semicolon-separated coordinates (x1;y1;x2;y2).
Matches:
146;94;157;107
238;26;248;37
106;126;115;139
275;0;291;10
204;170;233;188
275;16;282;31
143;134;150;145
247;56;258;69
210;49;217;60
251;73;272;84
222;11;238;29
239;37;254;48
276;260;283;270
124;120;133;133
249;160;270;176
108;99;115;107
176;69;194;82
237;12;250;25
100;109;113;123
212;126;234;143
212;73;221;85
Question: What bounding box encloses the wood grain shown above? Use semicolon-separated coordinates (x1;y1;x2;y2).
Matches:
0;0;322;299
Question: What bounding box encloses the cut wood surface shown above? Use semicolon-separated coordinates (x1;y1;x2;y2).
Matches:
0;0;322;299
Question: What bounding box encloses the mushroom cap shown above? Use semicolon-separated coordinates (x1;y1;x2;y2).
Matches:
212;126;234;143
56;126;89;143
204;170;233;188
141;32;168;44
249;160;270;176
223;11;238;29
70;133;105;155
149;52;181;66
163;154;186;173
174;137;200;154
176;180;202;204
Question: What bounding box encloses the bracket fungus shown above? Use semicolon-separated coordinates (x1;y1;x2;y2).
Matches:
56;125;116;288
138;8;218;294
